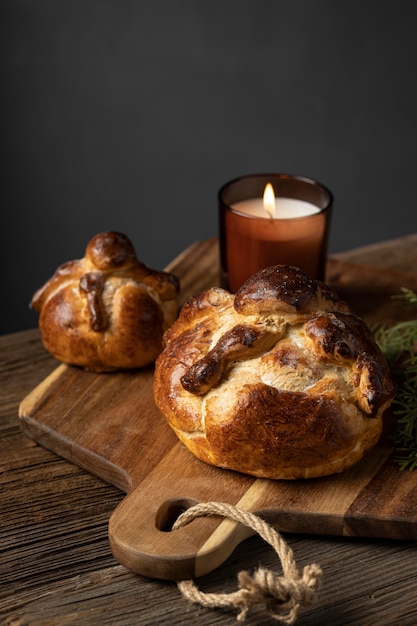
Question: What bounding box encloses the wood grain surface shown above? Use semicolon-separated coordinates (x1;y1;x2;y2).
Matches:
18;238;417;580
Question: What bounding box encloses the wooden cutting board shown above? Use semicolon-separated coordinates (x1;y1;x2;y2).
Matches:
19;238;417;581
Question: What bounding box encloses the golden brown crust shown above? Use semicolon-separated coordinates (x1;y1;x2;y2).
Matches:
153;265;396;479
32;232;180;371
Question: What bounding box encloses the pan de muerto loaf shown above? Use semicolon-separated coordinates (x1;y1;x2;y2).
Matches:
32;231;179;371
153;265;396;479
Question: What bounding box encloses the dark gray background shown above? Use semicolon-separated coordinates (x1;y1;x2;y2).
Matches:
2;0;417;334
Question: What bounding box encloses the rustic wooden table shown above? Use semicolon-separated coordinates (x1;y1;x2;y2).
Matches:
1;234;417;626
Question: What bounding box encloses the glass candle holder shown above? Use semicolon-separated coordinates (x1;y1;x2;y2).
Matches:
218;173;333;293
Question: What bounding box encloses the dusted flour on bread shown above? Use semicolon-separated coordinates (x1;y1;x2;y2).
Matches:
153;265;396;479
32;231;179;372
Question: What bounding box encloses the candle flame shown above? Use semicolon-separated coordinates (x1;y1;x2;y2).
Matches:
263;183;276;218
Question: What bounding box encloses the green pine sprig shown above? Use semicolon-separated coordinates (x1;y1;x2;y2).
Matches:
373;288;417;470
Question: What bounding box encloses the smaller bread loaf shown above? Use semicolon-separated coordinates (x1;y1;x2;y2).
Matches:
153;265;396;479
32;231;179;371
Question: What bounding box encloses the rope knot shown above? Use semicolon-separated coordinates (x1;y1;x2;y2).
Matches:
235;562;322;623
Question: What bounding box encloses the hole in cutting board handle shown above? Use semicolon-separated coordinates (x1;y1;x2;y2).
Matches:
156;498;200;532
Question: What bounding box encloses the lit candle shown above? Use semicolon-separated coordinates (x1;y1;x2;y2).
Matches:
233;184;321;219
218;174;332;292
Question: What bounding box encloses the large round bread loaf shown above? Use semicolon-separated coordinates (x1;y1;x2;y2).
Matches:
153;265;396;479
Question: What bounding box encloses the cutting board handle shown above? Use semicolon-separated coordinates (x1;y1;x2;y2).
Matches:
108;443;259;580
